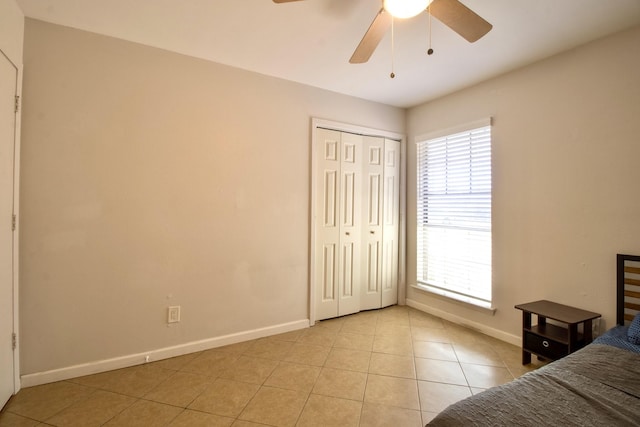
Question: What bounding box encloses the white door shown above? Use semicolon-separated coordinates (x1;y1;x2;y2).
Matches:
314;129;363;320
360;136;384;310
381;139;400;307
0;50;17;408
337;132;364;316
313;127;400;320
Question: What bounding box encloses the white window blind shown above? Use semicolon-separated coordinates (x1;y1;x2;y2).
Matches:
416;124;492;308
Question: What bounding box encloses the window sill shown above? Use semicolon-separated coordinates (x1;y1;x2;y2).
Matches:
410;283;496;316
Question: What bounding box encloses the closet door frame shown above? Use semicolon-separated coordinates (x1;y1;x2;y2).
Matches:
310;118;406;325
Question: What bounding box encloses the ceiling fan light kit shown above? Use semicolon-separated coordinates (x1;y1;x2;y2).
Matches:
383;0;431;19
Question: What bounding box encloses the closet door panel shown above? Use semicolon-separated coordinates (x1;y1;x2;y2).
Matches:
315;129;341;320
360;136;384;310
338;133;363;316
381;139;400;307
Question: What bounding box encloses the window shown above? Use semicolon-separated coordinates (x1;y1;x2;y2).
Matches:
416;121;492;308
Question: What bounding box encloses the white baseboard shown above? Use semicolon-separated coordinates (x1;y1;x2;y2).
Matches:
406;298;520;346
21;319;310;388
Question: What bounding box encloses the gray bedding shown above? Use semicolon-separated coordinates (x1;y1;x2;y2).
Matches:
427;344;640;426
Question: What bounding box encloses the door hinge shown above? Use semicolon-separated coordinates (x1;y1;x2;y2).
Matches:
14;95;20;113
12;214;16;231
12;333;17;350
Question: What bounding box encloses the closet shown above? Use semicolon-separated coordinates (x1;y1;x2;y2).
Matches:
313;127;400;321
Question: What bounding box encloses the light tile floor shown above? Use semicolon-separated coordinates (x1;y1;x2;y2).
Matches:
0;306;544;426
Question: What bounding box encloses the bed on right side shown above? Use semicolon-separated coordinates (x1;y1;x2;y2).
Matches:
426;254;640;427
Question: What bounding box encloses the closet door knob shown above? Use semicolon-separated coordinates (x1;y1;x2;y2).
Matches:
370;231;375;234
345;232;350;236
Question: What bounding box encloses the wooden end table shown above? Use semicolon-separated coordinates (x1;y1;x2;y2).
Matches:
515;300;601;365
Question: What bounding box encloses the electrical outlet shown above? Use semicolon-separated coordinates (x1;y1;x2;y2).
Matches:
167;306;181;323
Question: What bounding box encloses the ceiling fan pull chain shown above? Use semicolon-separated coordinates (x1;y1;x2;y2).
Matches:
390;17;396;78
427;8;434;56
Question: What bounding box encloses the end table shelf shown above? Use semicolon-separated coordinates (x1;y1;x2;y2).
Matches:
515;300;601;365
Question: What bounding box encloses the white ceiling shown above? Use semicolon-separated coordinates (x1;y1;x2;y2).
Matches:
15;0;640;108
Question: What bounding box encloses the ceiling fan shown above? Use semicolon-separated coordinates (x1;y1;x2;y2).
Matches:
273;0;492;63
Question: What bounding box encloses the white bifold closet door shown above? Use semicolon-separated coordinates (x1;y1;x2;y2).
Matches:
314;128;399;321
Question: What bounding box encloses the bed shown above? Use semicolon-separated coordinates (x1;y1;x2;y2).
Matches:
427;254;640;427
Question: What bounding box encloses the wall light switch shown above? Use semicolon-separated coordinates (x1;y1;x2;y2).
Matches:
168;306;181;323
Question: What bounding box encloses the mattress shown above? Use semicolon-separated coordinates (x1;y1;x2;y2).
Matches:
427;339;640;426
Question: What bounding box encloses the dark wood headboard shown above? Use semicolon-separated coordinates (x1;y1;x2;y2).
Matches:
617;254;640;326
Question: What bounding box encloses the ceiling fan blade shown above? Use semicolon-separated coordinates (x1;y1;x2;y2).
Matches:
428;0;492;43
349;9;392;64
273;0;304;3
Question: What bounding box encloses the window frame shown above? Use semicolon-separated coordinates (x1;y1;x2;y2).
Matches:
415;118;493;310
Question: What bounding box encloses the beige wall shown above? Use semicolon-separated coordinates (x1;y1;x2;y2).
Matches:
406;25;640;340
0;0;23;65
19;19;404;375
